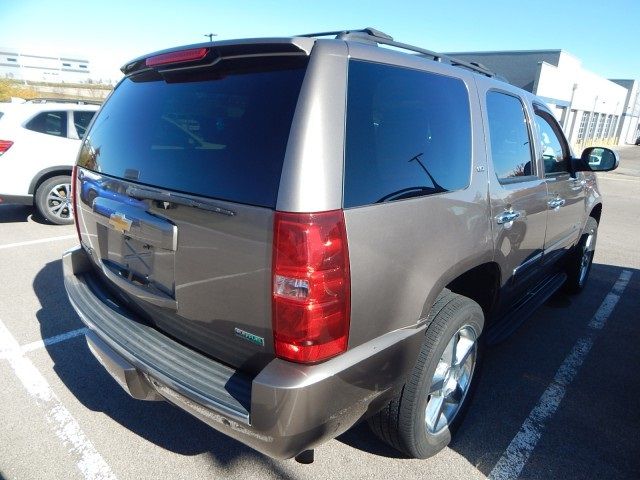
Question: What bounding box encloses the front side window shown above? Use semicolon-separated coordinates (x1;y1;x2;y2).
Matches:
25;111;68;137
486;91;534;182
535;109;569;175
344;61;472;207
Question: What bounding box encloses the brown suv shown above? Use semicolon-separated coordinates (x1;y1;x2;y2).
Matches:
63;28;619;463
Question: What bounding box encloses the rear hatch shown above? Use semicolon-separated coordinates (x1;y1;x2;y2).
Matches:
75;46;309;374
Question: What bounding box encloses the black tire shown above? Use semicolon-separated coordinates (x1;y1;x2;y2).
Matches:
85;189;98;206
368;290;484;458
563;216;598;294
35;175;74;225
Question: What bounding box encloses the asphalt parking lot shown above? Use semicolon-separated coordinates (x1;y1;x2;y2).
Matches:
1;146;639;480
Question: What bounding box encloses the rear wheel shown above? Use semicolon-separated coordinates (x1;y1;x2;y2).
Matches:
368;290;484;458
35;175;74;225
564;216;598;294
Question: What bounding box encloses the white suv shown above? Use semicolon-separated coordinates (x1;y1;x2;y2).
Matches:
0;99;99;224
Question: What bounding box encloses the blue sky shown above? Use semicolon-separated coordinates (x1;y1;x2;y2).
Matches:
1;0;638;81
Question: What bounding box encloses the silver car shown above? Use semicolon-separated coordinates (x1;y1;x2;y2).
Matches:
63;28;618;463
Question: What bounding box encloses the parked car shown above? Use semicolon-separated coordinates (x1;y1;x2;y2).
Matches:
63;28;618;463
79;171;146;217
0;99;99;224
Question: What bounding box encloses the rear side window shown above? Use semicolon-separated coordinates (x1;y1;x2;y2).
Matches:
344;61;471;207
73;110;96;138
25;111;68;137
486;91;534;182
78;57;307;208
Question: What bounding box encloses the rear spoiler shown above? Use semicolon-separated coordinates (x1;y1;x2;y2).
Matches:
121;38;315;75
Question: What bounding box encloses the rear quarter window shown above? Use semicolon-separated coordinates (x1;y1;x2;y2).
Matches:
343;61;472;207
73;110;96;138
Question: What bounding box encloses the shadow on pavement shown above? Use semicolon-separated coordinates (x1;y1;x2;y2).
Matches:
341;263;640;479
32;259;640;479
449;263;640;479
0;204;48;224
33;259;301;480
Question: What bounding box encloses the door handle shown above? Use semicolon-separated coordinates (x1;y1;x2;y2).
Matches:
496;210;521;225
548;198;566;210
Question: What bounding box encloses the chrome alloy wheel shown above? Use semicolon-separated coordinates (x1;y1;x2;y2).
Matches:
46;182;73;221
578;232;595;287
425;325;478;434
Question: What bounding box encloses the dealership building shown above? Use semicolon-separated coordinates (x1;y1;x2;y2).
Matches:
0;48;91;84
448;49;640;148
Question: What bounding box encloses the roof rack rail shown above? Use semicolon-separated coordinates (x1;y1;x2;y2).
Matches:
297;27;393;41
26;98;103;105
297;28;495;78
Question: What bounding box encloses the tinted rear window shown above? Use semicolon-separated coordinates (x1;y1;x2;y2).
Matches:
344;61;471;207
78;57;307;208
73;110;96;138
486;91;535;182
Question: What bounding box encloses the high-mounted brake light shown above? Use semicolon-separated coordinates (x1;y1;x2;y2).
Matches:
145;48;209;67
0;140;13;156
272;210;351;363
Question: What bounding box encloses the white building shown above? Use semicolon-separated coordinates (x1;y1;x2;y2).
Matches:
611;79;640;144
446;50;640;148
0;48;91;84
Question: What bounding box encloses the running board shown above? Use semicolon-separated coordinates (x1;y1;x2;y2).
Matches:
486;272;567;345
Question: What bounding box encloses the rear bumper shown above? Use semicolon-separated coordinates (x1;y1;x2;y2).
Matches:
0;194;32;205
63;245;425;459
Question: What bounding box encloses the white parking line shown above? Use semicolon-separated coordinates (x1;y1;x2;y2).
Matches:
0;234;77;251
19;327;89;355
488;270;633;480
0;319;116;480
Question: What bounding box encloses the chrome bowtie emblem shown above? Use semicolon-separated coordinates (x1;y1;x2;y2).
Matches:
109;213;132;233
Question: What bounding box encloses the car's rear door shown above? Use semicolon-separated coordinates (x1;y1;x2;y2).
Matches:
14;109;79;190
481;85;549;305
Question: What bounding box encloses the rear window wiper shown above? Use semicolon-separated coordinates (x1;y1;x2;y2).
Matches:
126;186;235;216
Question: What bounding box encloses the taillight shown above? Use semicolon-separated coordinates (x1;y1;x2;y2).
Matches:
272;210;351;363
145;48;209;67
71;166;81;241
0;140;13;156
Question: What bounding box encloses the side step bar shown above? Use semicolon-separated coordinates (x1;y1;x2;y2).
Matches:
486;272;567;345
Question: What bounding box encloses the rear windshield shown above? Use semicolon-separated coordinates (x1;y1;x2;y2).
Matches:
78;57;307;208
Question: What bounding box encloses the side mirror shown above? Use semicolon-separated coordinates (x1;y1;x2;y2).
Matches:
573;147;619;172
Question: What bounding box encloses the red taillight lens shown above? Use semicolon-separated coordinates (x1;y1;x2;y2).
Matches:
145;48;209;67
0;140;13;156
71;166;81;241
272;210;351;363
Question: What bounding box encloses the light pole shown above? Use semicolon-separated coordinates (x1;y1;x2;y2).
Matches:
204;33;217;42
566;82;578;133
588;95;599;143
